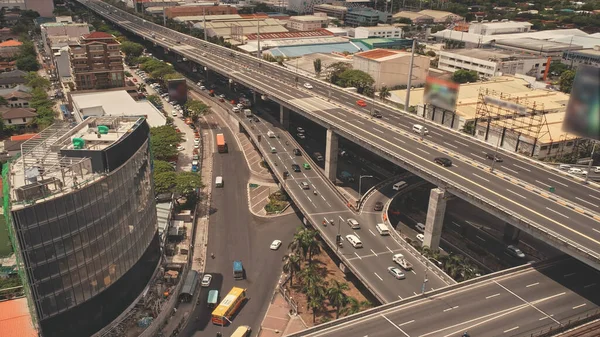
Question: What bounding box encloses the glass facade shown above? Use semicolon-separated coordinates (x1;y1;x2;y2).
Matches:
11;125;160;337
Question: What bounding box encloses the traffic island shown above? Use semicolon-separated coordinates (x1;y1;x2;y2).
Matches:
265;190;290;215
247;183;294;217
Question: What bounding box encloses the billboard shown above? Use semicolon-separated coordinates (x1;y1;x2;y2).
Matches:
423;77;460;112
167;78;188;104
563;65;600;141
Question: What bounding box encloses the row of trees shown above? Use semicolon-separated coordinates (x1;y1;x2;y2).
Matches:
282;228;371;322
136;57;182;82
15;38;40;72
413;244;482;282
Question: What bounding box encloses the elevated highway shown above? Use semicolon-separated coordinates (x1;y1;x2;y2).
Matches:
78;1;600;270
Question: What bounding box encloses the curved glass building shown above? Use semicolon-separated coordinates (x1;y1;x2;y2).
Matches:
5;117;160;337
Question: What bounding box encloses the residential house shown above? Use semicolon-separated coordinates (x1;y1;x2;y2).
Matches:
0;85;32;108
0;69;27;88
0;40;22;58
0;107;37;126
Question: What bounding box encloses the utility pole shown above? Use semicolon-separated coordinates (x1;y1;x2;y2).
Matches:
405;38;416;112
203;8;207;41
162;6;166;27
257;20;261;59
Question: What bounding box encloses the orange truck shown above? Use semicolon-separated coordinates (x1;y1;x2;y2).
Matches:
216;133;228;153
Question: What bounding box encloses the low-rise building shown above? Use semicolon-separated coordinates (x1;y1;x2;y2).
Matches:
417;9;463;23
69;90;167;126
562;45;600;68
54;46;71;78
0;69;27;88
0;40;21;58
438;48;549;80
41;22;91;54
0;27;17;42
353;48;429;88
392;11;433;24
468;21;532;35
313;4;348;20
165;5;238;18
0;0;54;17
287;15;329;31
354;25;402;39
0;107;37;126
345;8;391;27
200;18;289;42
69;32;124;90
0;84;32;108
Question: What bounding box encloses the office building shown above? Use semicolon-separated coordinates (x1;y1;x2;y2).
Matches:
287;15;328;31
345;8;391;27
562;45;600;68
438;48;549;80
69;32;125;90
353;48;429;88
313;4;347;20
468;21;532;35
354;25;402;39
4;116;160;337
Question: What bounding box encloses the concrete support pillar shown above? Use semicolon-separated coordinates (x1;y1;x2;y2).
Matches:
503;223;521;243
253;91;257;104
325;129;339;182
279;105;289;129
423;188;447;251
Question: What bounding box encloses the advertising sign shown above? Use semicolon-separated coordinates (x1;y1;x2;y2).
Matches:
423;77;460;112
563;65;600;141
167;78;188;104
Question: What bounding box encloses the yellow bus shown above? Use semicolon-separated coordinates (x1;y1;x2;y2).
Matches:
211;287;247;325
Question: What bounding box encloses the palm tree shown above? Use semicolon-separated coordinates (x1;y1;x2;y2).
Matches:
282;253;301;286
313;58;322;77
379;85;391;101
326;280;349;318
288;227;307;257
304;230;321;263
308;294;325;323
341;296;361;316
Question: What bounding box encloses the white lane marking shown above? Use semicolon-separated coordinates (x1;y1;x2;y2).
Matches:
430;131;443;136
381;314;410;337
476;235;486;242
354;120;365;125
386;246;393;253
503;326;519;333
452;221;461;228
502;167;519;174
443;306;458;312
368;229;377;236
573;303;587;310
584;283;596;288
486;293;500;299
455;140;469;147
539;315;554;321
535;180;551;187
526;282;539;288
514;164;531;172
411;270;416;275
548;178;569;187
564;272;576;278
398;319;414;327
470;153;478;157
493;281;562;325
354;232;361;238
398;295;403;300
506;189;527;199
371;249;378;257
589;194;600;202
593;228;600;235
372;128;385;134
354;252;362;260
374;272;383;281
416;148;430;155
444;142;458;149
393;137;406;144
546;207;569;219
472;173;490;182
575;197;599;208
452;164;459;168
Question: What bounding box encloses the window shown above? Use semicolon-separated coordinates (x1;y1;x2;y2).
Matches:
22;118;26;122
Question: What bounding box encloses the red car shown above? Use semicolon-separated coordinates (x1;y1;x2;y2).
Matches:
356;100;367;107
133;78;138;82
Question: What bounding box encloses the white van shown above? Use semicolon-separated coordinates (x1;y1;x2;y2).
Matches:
392;181;407;191
416;222;425;232
412;124;428;135
346;234;363;248
267;131;276;138
347;218;360;229
376;223;390;236
215;176;223;187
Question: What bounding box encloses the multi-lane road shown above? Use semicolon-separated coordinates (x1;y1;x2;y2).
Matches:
79;0;600;271
291;258;600;337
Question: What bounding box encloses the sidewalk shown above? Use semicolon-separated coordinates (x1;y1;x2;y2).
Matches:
258;292;307;337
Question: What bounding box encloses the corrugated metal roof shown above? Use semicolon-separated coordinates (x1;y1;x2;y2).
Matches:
0;298;38;337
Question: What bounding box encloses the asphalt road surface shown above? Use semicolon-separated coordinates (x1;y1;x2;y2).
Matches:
299;258;600;337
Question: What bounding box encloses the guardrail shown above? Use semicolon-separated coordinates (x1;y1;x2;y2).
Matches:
82;0;600;269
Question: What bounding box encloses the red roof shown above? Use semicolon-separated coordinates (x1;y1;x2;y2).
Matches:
0;40;22;47
355;49;406;60
0;298;38;337
10;133;39;141
245;28;334;40
83;31;114;39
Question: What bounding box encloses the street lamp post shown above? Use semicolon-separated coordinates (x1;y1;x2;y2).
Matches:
585;141;597;184
421;268;429;294
358;175;374;204
489;130;502;173
336;215;344;252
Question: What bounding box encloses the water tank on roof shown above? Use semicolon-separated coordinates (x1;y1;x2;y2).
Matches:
72;138;85;149
97;125;109;134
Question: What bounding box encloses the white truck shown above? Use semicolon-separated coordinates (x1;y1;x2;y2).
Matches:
393;253;413;271
243;109;252;118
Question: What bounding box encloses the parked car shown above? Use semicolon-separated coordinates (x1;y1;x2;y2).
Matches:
416;233;424;242
201;274;212;287
270;240;282;250
568;167;588;176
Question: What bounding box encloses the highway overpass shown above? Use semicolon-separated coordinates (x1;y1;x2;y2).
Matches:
77;1;600;271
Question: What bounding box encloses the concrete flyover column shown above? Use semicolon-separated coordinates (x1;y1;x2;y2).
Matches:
279;105;289;129
503;223;521;243
325;129;339;182
423;188;448;251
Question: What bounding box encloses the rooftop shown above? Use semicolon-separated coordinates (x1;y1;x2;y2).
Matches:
418;9;460;19
393;11;432;19
260;39;358;57
0;40;21;47
314;4;348;11
355;48;410;61
433;28;591;47
245;28;333;40
472;21;533;29
355;25;401;31
71;90;166;127
83;31;115;39
441;48;547;61
289;15;328;22
495;38;579;52
0;297;37;337
0;107;37;119
570;48;600;56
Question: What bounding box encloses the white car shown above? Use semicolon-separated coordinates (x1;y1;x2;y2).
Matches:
387;266;406;280
506;245;525;258
201;274;212;287
568;167;588;176
194;139;200;145
297;133;306;139
199;85;206;90
296;127;305;133
270;240;282;250
416;233;424;243
594;167;600;173
300;182;310;190
197;81;202;86
194;143;199;149
176;145;184;151
172;111;177;117
303;82;313;89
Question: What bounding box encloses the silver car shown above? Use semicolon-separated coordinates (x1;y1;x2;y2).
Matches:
388;266;406;280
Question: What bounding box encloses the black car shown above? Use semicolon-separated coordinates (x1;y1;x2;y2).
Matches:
485;153;503;162
291;164;301;172
253;117;259;122
434;157;453;167
293;148;302;156
372;110;382;118
374;201;384;211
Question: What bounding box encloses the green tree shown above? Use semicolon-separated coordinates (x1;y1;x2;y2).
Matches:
16;55;39;72
149;125;183;161
379;85;391;101
326;280;350;319
282;253;302;286
151;66;176;80
299;264;326;310
185;99;210;121
313;58;322;77
451;69;479;84
18;39;36;58
175;171;202;198
154;171;176;195
308;294;325;323
341;297;371;316
146;94;162;107
153;160;175;174
25;72;50;90
163;73;183;81
326;62;352;84
549;62;569;77
0;96;7;106
337;69;375;94
120;41;144;61
558;70;575;93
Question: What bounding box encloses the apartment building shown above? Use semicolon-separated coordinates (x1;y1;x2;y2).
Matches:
69;32;124;90
287;15;329;31
438;49;548;80
354;25;402;39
